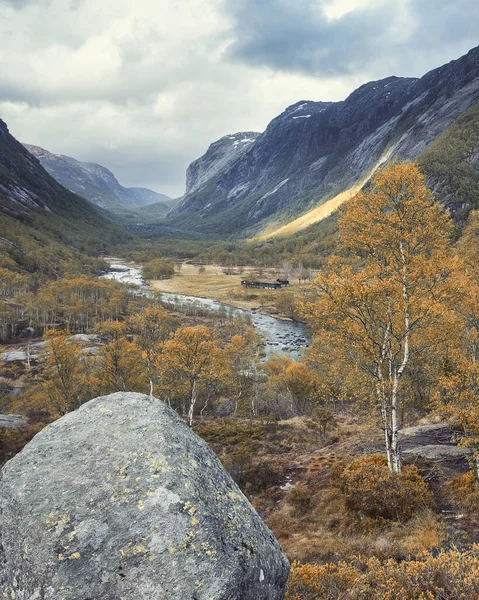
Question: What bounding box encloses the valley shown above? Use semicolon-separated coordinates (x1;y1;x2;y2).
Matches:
104;260;309;358
1;38;479;600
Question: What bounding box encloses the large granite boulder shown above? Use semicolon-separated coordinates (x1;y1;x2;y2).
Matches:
0;392;289;599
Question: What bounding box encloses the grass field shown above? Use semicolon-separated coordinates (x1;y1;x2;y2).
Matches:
149;263;302;311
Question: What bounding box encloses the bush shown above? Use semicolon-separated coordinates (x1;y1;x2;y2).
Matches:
285;547;479;600
448;471;479;515
288;486;312;514
339;454;434;523
142;259;175;280
221;443;281;493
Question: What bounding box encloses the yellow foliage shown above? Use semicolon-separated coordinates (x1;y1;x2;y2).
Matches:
286;546;479;599
339;454;434;523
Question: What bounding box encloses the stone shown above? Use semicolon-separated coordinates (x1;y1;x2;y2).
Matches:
66;334;100;344
1;350;28;362
402;444;472;461
0;392;289;600
0;414;27;429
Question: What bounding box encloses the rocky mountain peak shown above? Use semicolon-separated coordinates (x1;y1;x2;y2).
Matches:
185;131;261;195
168;44;479;235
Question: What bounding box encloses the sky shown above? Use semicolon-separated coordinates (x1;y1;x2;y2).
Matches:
0;0;477;198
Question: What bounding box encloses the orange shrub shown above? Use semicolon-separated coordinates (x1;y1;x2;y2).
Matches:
286;546;479;600
448;471;479;515
339;454;434;522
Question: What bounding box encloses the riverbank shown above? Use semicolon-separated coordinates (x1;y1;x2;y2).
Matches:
149;262;307;315
104;261;309;358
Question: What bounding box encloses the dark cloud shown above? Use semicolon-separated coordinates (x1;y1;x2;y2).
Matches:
224;0;479;78
1;0;477;196
223;0;389;75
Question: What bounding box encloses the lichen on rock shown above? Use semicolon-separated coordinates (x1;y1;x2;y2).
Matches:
0;392;289;599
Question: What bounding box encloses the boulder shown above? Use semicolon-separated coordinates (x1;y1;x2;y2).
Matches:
402;444;472;462
0;392;289;600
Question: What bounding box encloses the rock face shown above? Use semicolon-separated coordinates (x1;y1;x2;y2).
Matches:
400;423;472;466
0;415;27;429
0;392;289;600
168;45;479;234
185;132;260;196
24;144;172;212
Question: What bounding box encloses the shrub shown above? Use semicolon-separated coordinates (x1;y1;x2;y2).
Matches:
288;486;312;514
221;443;281;493
285;547;479;600
339;454;434;523
447;471;479;515
142;259;175;280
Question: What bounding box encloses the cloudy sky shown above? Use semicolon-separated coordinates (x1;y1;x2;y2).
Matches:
0;0;477;197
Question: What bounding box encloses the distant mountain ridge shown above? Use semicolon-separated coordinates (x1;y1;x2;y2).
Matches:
0;118;128;271
165;45;479;236
24;144;172;212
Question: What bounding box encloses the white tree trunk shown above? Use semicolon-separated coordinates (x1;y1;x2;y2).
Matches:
188;379;197;427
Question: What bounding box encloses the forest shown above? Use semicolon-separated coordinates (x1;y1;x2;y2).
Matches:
3;163;479;598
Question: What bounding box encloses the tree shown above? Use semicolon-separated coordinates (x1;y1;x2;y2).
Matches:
224;332;261;416
302;163;455;472
263;355;322;417
161;326;231;426
97;321;146;394
128;306;177;396
38;329;91;416
142;259;175;280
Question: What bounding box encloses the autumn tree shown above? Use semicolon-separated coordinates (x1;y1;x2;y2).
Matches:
224;332;261;416
128;306;177;396
97;321;146;394
161;326;231;426
302;163;456;472
37;329;91;416
142;259;175;280
263;355;322;417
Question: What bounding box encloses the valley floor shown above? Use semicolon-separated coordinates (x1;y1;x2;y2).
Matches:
149;262;308;314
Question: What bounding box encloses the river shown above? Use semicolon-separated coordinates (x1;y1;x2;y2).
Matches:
102;261;309;359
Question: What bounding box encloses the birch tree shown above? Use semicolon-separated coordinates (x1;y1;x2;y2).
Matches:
302;163;455;472
128;306;177;396
161;326;231;426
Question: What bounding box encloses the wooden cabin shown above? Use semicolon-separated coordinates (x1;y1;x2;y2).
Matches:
241;280;283;290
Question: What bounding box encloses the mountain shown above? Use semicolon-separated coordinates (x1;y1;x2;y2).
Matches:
167;46;479;236
418;102;479;224
23;145;172;212
185;132;260;195
0;119;128;274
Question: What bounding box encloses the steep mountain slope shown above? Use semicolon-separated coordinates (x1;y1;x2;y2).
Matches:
418;102;479;224
24;145;171;212
186;132;260;195
0;119;129;274
168;46;479;235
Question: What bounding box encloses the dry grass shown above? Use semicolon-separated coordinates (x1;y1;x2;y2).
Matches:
258;185;362;241
256;146;397;241
149;263;305;311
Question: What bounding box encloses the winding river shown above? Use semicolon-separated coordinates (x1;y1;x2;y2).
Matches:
102;261;309;359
